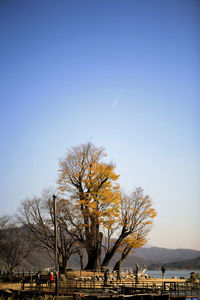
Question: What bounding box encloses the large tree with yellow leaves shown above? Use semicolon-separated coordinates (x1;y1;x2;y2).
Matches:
58;143;156;271
58;142;120;270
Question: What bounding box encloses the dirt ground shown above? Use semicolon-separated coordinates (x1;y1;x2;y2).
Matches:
0;282;22;290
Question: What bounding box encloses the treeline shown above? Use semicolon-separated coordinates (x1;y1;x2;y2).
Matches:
0;142;156;273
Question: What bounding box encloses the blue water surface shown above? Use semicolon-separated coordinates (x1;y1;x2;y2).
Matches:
146;270;200;279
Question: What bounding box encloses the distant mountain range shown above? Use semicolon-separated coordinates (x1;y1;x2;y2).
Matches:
107;247;200;270
133;247;200;263
1;246;200;271
150;256;200;270
69;246;200;270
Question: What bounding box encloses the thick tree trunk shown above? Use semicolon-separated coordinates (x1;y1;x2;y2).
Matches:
84;249;97;270
58;253;69;274
84;247;100;271
85;232;103;271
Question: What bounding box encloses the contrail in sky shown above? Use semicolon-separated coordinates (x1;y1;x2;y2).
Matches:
113;90;122;108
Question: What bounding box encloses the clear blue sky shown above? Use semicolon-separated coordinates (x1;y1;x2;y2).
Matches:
0;0;199;250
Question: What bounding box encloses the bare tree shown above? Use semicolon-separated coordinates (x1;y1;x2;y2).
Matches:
113;231;147;271
101;187;157;270
0;215;33;273
17;143;156;273
18;189;79;272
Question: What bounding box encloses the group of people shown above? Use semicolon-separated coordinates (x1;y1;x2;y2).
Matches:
103;264;166;284
103;269;121;284
36;271;54;286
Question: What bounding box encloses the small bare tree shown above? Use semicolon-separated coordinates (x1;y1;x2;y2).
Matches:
18;189;79;272
0;215;33;273
101;187;157;270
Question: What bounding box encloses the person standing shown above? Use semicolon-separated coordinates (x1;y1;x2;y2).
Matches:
135;264;139;283
104;269;109;285
36;271;41;286
161;266;165;279
49;271;54;287
116;269;121;281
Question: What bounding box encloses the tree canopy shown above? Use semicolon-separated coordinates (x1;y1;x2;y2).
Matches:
15;142;157;272
18;189;79;272
0;215;33;273
58;142;157;271
58;142;121;270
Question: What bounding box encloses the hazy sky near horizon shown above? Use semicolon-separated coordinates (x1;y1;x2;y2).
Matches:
0;0;200;250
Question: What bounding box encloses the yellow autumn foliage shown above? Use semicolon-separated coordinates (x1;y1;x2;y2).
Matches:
58;143;121;229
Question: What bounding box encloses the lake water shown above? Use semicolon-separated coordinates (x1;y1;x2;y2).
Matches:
146;270;200;279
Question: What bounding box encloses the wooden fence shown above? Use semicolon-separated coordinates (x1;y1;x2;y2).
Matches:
1;271;200;298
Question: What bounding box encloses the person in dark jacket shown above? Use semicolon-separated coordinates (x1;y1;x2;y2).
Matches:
161;266;165;279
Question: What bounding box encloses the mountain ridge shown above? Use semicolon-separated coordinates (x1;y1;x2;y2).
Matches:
69;246;200;270
149;255;200;270
1;246;199;271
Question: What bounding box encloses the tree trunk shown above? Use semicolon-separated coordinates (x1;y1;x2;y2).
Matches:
113;260;122;271
85;232;103;271
101;230;128;270
78;250;84;270
58;254;68;274
84;248;98;270
113;245;132;271
9;267;15;275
